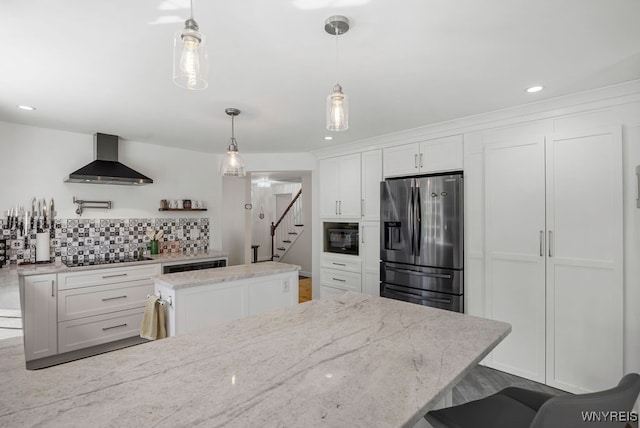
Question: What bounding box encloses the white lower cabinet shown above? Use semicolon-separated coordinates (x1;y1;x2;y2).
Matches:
56;264;160;354
482;126;623;393
58;308;146;353
319;285;348;299
319;253;362;298
21;264;161;365
158;271;299;336
22;274;58;361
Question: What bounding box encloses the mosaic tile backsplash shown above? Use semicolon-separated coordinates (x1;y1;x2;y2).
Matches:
0;217;209;266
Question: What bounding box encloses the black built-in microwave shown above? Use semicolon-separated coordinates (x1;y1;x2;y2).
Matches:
324;222;359;255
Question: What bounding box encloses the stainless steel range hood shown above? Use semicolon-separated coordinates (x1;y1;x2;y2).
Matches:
64;133;153;185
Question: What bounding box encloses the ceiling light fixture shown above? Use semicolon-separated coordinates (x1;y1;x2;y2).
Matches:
221;108;246;177
325;15;350;132
257;177;271;188
173;0;208;90
324;136;333;140
526;85;544;93
17;105;36;111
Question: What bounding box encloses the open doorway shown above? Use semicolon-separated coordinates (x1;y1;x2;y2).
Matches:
250;171;312;300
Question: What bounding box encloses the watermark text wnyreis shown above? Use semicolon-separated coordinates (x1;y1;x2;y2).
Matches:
581;411;638;423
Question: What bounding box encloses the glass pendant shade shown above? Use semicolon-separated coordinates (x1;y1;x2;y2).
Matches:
221;139;246;177
326;83;349;131
220;108;246;176
173;19;208;90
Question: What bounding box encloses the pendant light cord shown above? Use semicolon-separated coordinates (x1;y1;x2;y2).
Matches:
190;0;194;20
231;115;235;139
335;27;340;81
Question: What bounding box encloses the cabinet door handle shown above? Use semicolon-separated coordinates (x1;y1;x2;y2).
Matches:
102;295;127;302
332;262;346;266
51;280;55;297
548;230;553;257
414;154;418;168
420;153;424;168
332;278;346;282
361;225;365;244
102;273;128;279
102;323;128;331
361;199;365;217
335;201;338;215
339;200;342;215
539;230;544;257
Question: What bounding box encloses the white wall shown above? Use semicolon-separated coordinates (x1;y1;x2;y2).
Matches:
0;121;222;248
221;176;250;265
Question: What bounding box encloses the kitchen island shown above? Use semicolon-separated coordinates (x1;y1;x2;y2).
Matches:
154;261;300;336
0;292;510;427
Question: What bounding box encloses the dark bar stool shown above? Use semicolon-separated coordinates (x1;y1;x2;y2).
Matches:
251;245;259;263
425;373;640;428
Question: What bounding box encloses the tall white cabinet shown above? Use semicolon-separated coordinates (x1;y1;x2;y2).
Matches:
544;128;623;393
483;126;623;393
484;136;547;383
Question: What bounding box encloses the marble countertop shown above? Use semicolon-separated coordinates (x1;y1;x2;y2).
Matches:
10;250;228;278
155;261;301;290
0;292;510;427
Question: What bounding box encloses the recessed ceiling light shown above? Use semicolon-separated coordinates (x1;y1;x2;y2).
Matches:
324;136;333;140
526;85;544;93
17;105;36;111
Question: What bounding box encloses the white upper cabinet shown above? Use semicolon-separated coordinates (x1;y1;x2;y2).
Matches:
383;143;420;177
319;153;361;218
361;149;382;221
383;135;463;178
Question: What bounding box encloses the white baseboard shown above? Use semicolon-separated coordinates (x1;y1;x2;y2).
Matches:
299;271;312;278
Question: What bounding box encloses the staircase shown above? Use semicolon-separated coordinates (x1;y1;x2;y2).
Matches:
271;189;304;261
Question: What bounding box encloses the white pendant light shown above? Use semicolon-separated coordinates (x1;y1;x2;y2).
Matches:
325;15;349;132
221;108;246;177
173;0;208;90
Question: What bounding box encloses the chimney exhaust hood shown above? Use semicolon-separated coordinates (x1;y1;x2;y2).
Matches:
64;133;153;185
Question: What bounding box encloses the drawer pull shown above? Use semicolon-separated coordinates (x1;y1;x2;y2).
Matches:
101;295;127;302
332;262;346;266
102;323;128;331
102;273;128;279
332;278;346;282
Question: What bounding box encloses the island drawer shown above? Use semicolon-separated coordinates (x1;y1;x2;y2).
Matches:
58;308;145;353
321;253;361;273
320;268;361;292
58;264;161;291
58;279;153;321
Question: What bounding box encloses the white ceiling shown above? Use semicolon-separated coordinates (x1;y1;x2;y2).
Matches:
1;0;639;154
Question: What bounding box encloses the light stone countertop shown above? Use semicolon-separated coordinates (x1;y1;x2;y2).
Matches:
0;292;510;428
154;261;301;290
11;250;228;278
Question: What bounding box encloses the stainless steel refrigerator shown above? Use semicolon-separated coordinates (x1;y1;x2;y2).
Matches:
380;173;463;312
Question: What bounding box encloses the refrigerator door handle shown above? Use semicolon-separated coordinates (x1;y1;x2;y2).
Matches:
387;267;452;279
408;181;415;256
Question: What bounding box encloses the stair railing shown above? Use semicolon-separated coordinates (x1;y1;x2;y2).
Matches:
271;189;302;260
